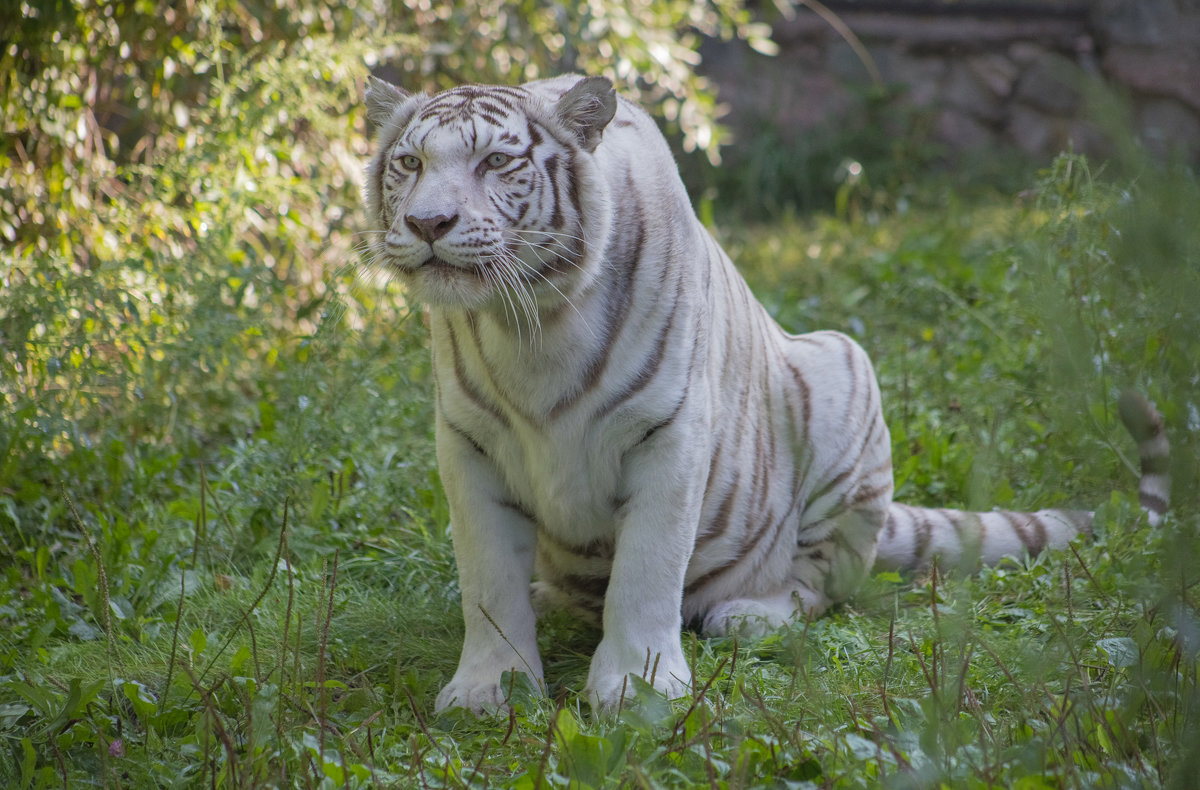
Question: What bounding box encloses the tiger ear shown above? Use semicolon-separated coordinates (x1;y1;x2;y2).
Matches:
555;76;617;152
365;76;412;126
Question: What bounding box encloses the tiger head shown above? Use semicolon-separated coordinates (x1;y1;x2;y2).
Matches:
363;76;617;311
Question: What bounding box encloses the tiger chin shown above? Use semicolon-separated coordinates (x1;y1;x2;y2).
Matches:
361;74;1171;714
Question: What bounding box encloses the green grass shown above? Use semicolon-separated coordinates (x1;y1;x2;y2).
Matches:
3;148;1199;787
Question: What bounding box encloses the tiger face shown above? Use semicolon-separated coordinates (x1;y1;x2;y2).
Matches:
364;77;617;311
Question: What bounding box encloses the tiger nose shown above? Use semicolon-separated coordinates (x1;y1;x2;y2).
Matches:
405;213;459;243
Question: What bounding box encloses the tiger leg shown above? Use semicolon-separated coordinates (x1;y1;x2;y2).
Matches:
700;500;888;637
434;422;545;714
700;330;893;637
585;415;707;710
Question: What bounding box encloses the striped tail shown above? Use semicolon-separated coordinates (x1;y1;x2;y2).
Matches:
875;391;1170;571
1117;390;1170;526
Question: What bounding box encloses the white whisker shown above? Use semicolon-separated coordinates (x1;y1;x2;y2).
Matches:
490;251;545;350
508;230;583;262
496;263;531;349
498;237;594;343
498;255;542;348
481;261;521;346
509;228;585;245
508;234;587;274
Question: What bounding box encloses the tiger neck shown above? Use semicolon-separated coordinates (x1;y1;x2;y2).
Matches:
431;281;613;409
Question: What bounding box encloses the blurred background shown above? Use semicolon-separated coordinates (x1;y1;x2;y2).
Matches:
698;0;1200;212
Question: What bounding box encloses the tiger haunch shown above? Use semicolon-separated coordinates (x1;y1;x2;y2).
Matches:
362;74;1170;714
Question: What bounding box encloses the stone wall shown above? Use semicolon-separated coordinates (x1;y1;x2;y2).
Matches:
699;0;1200;162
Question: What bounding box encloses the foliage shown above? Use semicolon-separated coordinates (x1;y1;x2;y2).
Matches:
2;0;1199;786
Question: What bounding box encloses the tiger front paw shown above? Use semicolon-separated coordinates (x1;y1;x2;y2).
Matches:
435;676;506;714
435;669;543;714
584;636;691;712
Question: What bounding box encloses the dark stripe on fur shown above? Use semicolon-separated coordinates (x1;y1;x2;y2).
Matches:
694;476;741;551
446;322;512;430
560;572;610;600
593;288;678;420
499;499;536;523
538;527;615;561
548;188;645;418
464;317;539;427
1140;490;1169;514
443;417;489;458
1000;510;1047;554
544;154;564;229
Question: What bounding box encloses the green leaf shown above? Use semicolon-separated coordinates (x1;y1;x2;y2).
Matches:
310;480;330;524
844;732;879;760
258;399;277;433
67;619;99;641
188;628;207;659
27;677;103;737
1096;637;1138;668
120;679;158;719
554;706;579;742
0;703;31;731
499;669;541;711
8;682;56;715
230;645;254;676
20;737;36;787
555;707;626;788
620;674;673;730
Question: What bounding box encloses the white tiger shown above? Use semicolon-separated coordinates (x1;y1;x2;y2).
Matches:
361;74;1171;713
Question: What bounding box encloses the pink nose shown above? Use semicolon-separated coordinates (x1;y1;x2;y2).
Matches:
405;213;459;243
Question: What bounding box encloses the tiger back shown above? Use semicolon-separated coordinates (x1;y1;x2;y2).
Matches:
362;74;1170;714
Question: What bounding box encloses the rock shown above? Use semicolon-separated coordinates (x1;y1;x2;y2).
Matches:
944;62;1006;123
967;53;1020;98
1014;52;1083;116
1103;47;1200;112
1005;103;1108;158
889;54;949;107
1009;42;1049;67
1064;118;1111;159
828;40;895;83
934;108;996;150
696;4;1200;164
1090;0;1178;47
765;70;848;131
1138;97;1200;157
1006;103;1057;156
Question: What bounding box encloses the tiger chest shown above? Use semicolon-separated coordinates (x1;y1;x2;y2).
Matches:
436;377;634;543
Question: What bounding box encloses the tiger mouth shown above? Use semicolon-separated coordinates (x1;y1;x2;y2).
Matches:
389;255;480;278
419;253;551;281
420;255;468;272
390;252;565;288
